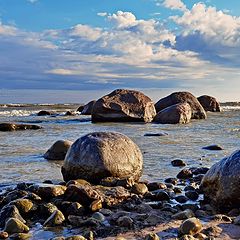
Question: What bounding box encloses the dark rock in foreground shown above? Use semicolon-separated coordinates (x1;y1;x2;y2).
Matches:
154;102;192;124
0;123;42;131
62;132;143;183
197;95;221;112
155;91;207;119
81;100;96;115
91;89;156;123
44;140;73;161
201;150;240;211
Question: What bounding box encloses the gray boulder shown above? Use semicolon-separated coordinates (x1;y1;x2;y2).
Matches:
201;150;240;210
155;92;207;119
81;100;96;115
44;140;73;160
91;89;156;122
197;95;221;112
62;132;143;183
154;102;192;124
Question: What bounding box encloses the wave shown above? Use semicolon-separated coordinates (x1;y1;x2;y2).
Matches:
222;106;240;111
0;110;39;117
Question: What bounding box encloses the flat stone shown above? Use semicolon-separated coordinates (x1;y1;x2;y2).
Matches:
172;209;195;220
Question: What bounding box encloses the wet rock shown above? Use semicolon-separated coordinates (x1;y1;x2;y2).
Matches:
65;111;76;116
179;217;202;235
9;233;32;240
147;182;167;191
37;110;52;116
155;91;207;119
172;209;195;220
144;133;168;137
228;208;240;217
173;187;182;194
81;100;96;115
5;190;28;203
193;232;207;240
201;150;240;210
39;203;58;218
24;192;41;202
195;210;208;218
134;203;153;214
0;123;42;131
197;95;221;112
185;191;199;201
182;204;199;212
203;226;222;237
233;215;240;225
36;184;67;200
191;167;209;175
68;215;100;227
59;201;85;217
66;236;86;240
144;214;163;226
43;210;65;227
64;184;102;207
99;208;113;216
177;169;193;179
171;159;186;167
0;232;8;239
202;145;223;150
165;178;178;185
154;102;192;124
0;205;26;227
62;132;143;183
100;176;135;188
4;218;29;234
92;212;105;222
90;200;102;212
44;140;73;161
66;179;91;187
175;195;188;204
150;190;170;201
131;183;148;195
11;199;34;215
179;235;196;240
117;216;133;228
144;233;159;240
92;89;156;122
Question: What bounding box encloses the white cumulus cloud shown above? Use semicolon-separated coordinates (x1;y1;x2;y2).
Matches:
162;0;187;12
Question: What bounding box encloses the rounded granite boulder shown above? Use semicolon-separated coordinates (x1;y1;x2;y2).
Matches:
201;150;240;211
197;95;221;112
91;89;156;123
155;91;207;119
61;132;143;183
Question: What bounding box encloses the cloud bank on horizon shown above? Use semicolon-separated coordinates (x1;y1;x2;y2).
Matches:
0;0;239;100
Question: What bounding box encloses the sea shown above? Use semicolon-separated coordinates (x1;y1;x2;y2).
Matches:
0;99;239;187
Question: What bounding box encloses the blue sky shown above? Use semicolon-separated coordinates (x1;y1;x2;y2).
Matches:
0;0;240;100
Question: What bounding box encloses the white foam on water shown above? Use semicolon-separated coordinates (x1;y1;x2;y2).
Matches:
0;110;39;117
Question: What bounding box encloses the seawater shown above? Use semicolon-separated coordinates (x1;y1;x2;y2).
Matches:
0;103;239;186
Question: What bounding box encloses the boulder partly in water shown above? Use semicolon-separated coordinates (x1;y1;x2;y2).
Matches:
0;123;42;132
201;150;240;211
155;92;207;119
197;95;221;112
91;89;156;123
81;101;96;115
62;132;143;183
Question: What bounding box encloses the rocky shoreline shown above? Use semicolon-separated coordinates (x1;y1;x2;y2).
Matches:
0;149;240;240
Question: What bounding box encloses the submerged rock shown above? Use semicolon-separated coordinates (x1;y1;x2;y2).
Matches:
62;132;143;183
0;123;42;131
44;140;73;161
154;102;192;124
91;89;156;123
201;150;240;210
202;144;223;150
155;91;207;119
171;159;186;167
197;95;221;112
37;110;52;116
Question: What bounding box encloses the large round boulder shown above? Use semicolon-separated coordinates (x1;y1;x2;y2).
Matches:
44;140;73;160
91;89;156;122
155;92;207;119
197;95;221;112
201;150;240;211
154;102;192;124
81;100;96;115
61;132;143;183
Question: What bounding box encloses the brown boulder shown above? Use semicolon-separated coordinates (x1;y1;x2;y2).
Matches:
197;95;221;112
81;100;96;115
62;132;143;183
0;123;42;131
91;89;156;122
154;102;192;124
155;92;206;119
44;140;73;160
201;150;240;211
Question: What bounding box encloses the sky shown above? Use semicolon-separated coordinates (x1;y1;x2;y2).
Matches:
0;0;240;101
